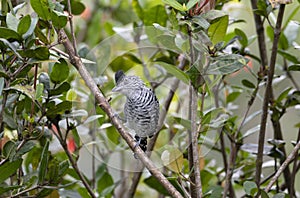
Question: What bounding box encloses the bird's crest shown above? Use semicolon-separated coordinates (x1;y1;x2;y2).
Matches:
115;70;125;84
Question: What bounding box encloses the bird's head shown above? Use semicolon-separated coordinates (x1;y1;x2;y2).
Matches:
112;70;145;96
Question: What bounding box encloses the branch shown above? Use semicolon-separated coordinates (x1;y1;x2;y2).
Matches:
265;137;300;192
255;4;286;192
67;0;78;56
56;28;183;198
189;84;202;197
250;0;269;71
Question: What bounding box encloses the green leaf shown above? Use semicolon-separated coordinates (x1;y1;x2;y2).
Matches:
34;47;50;60
235;28;248;47
0;38;22;60
97;168;114;196
38;139;49;184
17;15;31;36
51;10;68;28
278;50;299;63
204;185;223;197
71;128;81;150
208;15;229;45
144;5;168;26
0;27;22;42
206;54;248;75
277;87;292;103
226;91;242;103
288;64;300;71
104;126;118;146
186;0;198;10
254;0;269;17
30;0;52;20
242;79;256;89
78;187;90;198
157;61;189;84
192;16;210;30
261;190;270;198
5;85;35;99
0;158;23;183
58;160;69;177
201;108;224;125
162;0;185;11
144;176;184;196
202;10;227;22
62;0;85;15
156;34;180;52
144;176;170;195
49;82;71;96
34;25;49;44
3;141;17;160
243;181;258;196
46;101;72;116
132;0;144;20
50;58;69;84
6;13;19;31
66;89;77;101
35;83;44;101
3;110;18;129
19;47;50;60
186;65;205;89
15;141;36;158
23;17;38;39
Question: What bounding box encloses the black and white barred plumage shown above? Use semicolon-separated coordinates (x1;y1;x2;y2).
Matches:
112;70;159;152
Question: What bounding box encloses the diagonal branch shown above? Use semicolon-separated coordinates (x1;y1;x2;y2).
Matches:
56;28;184;198
265;137;300;192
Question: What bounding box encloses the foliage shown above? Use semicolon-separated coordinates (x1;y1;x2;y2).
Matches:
0;0;300;197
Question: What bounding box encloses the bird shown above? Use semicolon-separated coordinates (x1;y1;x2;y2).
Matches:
112;70;159;153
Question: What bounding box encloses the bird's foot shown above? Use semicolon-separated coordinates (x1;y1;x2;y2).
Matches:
133;135;147;159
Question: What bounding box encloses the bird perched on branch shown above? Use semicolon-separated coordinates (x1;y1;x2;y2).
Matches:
112;70;159;153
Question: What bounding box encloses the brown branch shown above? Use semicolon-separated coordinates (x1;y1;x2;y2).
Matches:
255;4;286;193
189;84;202;197
250;0;269;71
187;23;202;198
265;137;300;192
289;127;300;196
67;0;78;56
56;28;184;198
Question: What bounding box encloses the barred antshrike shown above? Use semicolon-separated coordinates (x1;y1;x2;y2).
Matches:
112;70;159;153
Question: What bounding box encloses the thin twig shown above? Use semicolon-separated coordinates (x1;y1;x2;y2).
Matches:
265;136;300;192
11;185;41;198
289;128;300;196
67;0;78;56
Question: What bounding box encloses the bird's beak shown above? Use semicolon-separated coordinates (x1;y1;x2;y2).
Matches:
111;86;119;92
